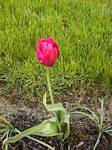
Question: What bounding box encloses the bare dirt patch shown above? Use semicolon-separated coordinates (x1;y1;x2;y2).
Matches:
0;85;112;150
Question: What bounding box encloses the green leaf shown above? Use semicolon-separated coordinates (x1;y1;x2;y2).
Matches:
43;92;66;112
43;92;70;140
5;119;59;142
56;110;70;140
3;118;60;150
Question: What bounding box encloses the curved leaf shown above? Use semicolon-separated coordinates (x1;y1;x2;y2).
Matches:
43;92;66;112
43;92;70;140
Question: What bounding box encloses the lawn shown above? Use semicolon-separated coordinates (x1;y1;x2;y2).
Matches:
0;0;112;99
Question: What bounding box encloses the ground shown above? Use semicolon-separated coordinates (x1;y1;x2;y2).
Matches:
0;85;112;150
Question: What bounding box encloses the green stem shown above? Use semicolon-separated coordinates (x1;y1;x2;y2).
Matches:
45;68;61;135
46;68;61;132
46;68;54;104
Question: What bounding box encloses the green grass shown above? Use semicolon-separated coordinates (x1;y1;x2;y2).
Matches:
0;0;112;99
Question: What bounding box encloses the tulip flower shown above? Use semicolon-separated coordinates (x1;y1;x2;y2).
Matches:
36;37;59;67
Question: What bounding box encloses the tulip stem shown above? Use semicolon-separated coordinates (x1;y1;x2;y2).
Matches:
46;68;54;104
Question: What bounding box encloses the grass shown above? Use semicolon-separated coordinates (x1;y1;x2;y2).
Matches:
0;0;112;99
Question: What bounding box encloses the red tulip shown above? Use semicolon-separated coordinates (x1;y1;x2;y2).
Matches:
36;37;59;67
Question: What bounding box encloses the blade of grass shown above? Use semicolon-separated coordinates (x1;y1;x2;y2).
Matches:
99;98;104;130
93;132;102;150
71;111;98;126
74;106;99;125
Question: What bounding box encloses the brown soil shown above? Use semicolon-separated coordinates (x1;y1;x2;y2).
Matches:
0;84;112;150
